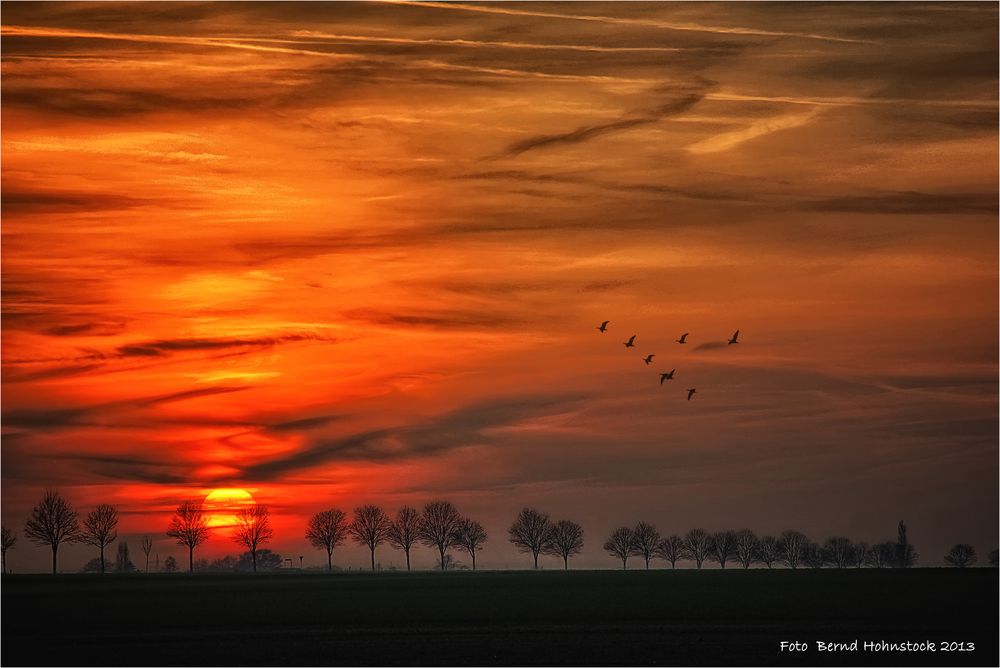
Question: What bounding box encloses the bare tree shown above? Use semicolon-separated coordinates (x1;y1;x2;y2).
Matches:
631;522;660;570
140;536;153;573
710;530;737;569
824;537;854;568
305;509;349;571
349;505;391;571
866;542;895;568
232;504;273;572
387;506;420;571
756;535;781;569
80;504;119;574
508;508;554;570
165;500;211;572
852;541;869;568
944;544;977;568
604;526;635;569
2;526;17;575
779;530;808;569
162;556;177;573
734;529;759;569
894;520;917;568
115;541;134;572
802;541;827;569
418;500;462;571
452;518;488;571
655;534;684;569
542;520;585;569
24;489;81;574
683;528;712;569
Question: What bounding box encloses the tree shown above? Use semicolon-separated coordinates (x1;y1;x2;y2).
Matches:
944;544;977;568
165;500;211;572
306;509;349;571
989;549;998;567
866;542;895;568
452;518;488;571
604;526;635;569
894;520;917;568
24;489;81;574
1;526;16;575
710;530;738;569
115;541;134;572
683;528;712;569
418;500;462;571
631;522;661;570
802;541;827;569
824;537;854;569
779;530;808;569
656;534;684;569
387;506;420;571
162;556;178;573
756;535;781;569
80;504;119;574
543;520;585;569
349;505;391;571
140;536;153;573
734;529;759;569
232;504;273;572
240;549;282;571
852;541;869;568
508;508;554;570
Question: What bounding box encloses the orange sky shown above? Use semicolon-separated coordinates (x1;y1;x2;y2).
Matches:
2;2;997;572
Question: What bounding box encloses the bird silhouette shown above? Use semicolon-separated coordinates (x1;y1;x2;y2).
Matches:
676;333;689;344
598;320;610;333
659;369;675;384
687;388;697;400
624;335;636;348
643;354;655;365
728;329;740;344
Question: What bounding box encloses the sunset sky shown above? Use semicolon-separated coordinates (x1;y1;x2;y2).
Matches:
2;2;997;572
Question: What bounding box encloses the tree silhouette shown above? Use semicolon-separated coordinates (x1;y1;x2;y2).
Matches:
824;536;854;569
140;536;153;573
894;520;917;568
508;508;554;570
305;509;349;571
631;522;660;570
232;504;273;572
710;530;737;569
80;504;119;574
165;501;211;573
543;519;585;569
683;528;712;569
115;541;134;572
734;529;759;569
387;506;420;571
802;541;827;569
866;542;895;568
655;534;684;569
240;549;282;571
756;535;781;568
418;500;462;571
24;489;80;574
349;505;391;571
604;526;635;569
452;517;487;571
779;530;808;569
1;525;16;575
852;541;869;568
943;544;977;568
990;549;999;567
162;556;178;573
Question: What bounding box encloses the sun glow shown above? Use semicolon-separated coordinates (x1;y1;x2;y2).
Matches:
203;488;255;528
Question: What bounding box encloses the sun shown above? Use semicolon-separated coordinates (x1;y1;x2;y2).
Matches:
203;488;255;528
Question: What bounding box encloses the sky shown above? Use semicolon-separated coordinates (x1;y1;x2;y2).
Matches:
1;1;997;572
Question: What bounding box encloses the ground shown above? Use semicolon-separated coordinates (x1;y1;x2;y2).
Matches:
2;569;996;666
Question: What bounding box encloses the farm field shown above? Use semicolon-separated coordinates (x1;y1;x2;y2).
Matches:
2;569;996;666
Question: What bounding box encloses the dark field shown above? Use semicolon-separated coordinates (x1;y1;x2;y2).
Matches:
2;569;997;666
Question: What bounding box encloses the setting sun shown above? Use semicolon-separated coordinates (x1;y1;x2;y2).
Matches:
203;488;255;529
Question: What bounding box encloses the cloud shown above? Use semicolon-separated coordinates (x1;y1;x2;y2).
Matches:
1;188;154;214
693;341;729;352
343;308;524;330
115;333;325;357
803;191;997;215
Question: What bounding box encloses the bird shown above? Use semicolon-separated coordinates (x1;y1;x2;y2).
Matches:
687;388;697;401
624;335;636;348
659;369;675;384
728;329;740;344
643;354;655;365
676;332;689;344
597;320;610;333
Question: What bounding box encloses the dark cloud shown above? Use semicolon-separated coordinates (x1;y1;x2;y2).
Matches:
115;333;325;357
44;321;127;337
343;308;524;330
1;189;153;214
693;341;728;352
803;191;997;215
267;414;344;432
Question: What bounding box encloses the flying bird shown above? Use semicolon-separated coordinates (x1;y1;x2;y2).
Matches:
687;388;697;401
597;320;610;333
624;335;636;348
728;329;740;344
659;369;675;384
676;333;689;344
643;354;655;365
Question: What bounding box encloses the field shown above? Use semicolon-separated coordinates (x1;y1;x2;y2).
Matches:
2;569;997;666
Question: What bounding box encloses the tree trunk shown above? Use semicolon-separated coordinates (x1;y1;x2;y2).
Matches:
564;555;568;570
252;549;257;573
405;549;410;572
370;547;375;571
471;551;477;571
145;554;150;573
622;556;627;570
52;545;58;574
533;552;538;570
645;556;650;570
188;545;194;573
327;549;332;572
100;546;106;574
439;546;445;571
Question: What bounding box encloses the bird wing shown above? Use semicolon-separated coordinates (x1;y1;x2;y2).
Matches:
627;335;636;344
732;329;740;340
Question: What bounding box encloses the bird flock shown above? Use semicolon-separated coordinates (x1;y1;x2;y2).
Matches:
596;320;740;401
